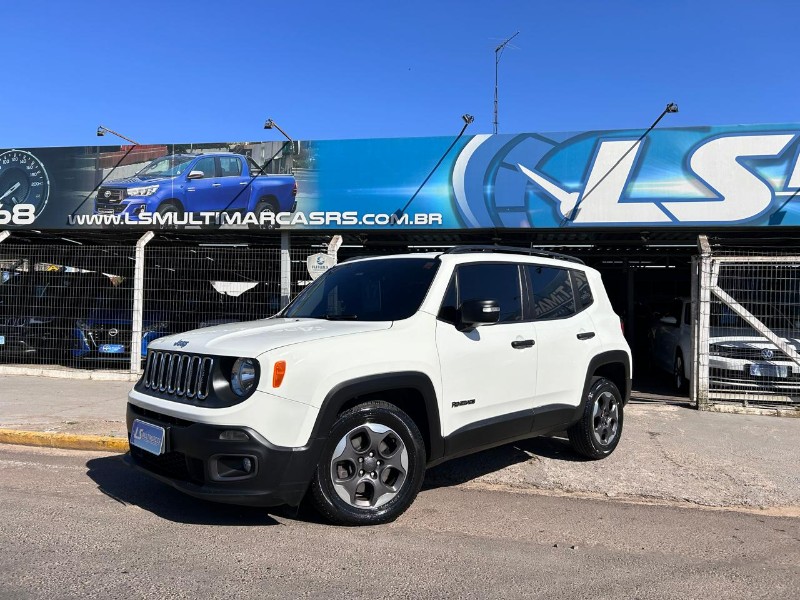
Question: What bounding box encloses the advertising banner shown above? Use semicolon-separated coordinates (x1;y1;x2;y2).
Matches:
3;122;800;231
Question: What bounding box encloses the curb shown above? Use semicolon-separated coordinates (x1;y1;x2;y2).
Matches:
0;429;129;453
0;365;140;382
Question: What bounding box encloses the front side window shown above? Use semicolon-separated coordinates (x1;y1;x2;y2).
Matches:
283;258;439;321
193;157;217;179
528;265;576;320
456;263;522;323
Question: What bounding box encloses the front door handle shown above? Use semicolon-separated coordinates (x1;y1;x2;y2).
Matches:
577;332;596;340
212;183;222;188
511;339;535;349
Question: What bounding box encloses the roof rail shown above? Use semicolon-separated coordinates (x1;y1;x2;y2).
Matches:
442;244;584;265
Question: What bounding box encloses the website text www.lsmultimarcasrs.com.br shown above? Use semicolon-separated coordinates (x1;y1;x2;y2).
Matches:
68;211;444;227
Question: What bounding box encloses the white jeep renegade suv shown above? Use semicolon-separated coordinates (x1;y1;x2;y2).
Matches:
126;246;631;525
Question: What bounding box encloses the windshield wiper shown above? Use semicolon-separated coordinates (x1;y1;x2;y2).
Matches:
319;314;358;320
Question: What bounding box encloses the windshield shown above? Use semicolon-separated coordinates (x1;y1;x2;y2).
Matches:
137;155;195;179
283;258;439;321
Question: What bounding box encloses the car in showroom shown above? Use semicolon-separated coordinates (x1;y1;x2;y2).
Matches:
125;246;631;525
650;296;800;393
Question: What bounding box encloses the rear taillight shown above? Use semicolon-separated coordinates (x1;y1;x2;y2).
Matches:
292;182;298;197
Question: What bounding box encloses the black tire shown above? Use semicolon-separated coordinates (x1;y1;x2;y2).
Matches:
156;203;183;230
674;352;688;392
567;377;624;460
248;199;279;230
308;401;426;526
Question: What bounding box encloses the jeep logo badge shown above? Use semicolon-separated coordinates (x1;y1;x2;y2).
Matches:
174;340;189;348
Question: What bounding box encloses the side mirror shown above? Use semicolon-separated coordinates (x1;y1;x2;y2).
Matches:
660;315;678;326
187;170;205;180
458;299;500;331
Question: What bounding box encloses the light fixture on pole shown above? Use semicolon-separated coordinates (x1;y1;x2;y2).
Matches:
221;119;296;216
72;126;142;217
264;118;293;143
564;102;679;224
96;125;140;145
392;114;475;222
493;31;519;135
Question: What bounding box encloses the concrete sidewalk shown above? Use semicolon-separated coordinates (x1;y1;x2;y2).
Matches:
1;375;799;511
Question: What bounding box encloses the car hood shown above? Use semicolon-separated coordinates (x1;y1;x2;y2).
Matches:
710;327;800;349
104;175;175;187
80;309;168;327
148;317;392;356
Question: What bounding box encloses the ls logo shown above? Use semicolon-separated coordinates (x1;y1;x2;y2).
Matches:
452;131;800;227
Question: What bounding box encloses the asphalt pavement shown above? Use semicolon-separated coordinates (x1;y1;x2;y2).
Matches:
2;375;799;511
0;444;798;599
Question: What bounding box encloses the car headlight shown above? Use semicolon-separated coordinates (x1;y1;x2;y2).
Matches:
127;185;160;197
231;357;258;397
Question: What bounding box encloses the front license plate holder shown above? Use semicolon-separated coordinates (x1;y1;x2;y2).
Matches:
99;343;125;353
750;364;788;378
130;419;166;456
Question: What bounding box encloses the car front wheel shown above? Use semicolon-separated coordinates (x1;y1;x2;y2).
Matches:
308;401;426;526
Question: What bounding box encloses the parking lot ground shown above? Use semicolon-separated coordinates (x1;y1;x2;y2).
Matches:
0;444;798;600
1;374;799;510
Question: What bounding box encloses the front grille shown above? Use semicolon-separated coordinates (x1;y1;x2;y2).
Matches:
142;351;213;400
87;326;130;348
97;187;126;203
712;345;791;361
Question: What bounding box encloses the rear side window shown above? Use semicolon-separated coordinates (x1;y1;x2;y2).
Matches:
220;156;242;177
527;265;576;320
571;270;594;310
456;263;522;323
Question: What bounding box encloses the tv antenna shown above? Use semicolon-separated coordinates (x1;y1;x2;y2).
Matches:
493;31;519;135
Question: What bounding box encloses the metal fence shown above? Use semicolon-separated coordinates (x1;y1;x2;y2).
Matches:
0;242;138;373
0;234;327;376
693;237;800;411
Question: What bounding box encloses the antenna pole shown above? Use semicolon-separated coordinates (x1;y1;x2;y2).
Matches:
493;31;519;135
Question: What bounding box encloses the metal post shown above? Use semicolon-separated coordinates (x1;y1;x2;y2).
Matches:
0;231;9;244
130;231;154;374
280;231;291;308
695;235;712;409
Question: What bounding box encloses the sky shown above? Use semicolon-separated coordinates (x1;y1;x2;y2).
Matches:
2;0;798;147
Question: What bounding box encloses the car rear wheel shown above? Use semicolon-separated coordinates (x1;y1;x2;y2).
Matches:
308;401;426;526
674;353;687;392
567;377;624;460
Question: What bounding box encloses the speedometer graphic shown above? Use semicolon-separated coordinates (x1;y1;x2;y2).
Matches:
0;150;50;217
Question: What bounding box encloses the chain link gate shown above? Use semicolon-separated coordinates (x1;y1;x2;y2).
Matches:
693;236;800;412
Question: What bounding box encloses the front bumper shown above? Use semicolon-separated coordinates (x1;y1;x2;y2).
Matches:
125;403;323;507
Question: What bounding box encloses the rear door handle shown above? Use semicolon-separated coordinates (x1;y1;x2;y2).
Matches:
577;332;596;340
511;339;535;349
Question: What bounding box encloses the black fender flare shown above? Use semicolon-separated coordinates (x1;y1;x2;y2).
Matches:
571;349;631;424
309;371;444;463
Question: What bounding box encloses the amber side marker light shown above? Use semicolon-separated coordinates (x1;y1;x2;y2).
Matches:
273;361;287;388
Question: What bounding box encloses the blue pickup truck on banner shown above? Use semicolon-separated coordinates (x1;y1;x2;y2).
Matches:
2;123;800;230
